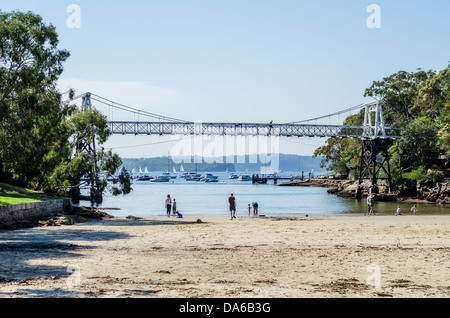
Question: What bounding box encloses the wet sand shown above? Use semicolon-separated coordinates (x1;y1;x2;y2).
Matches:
0;215;449;298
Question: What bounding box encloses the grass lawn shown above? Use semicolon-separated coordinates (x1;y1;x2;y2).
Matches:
0;182;57;206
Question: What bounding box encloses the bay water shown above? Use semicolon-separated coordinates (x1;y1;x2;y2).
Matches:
96;172;450;218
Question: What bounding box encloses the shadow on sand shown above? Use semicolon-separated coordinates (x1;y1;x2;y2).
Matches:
0;226;130;285
0;217;206;297
83;217;207;227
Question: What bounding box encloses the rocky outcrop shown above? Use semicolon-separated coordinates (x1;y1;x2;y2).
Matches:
278;178;450;204
416;181;450;204
277;178;352;188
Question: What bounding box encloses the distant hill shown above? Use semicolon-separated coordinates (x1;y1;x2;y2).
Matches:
120;154;325;174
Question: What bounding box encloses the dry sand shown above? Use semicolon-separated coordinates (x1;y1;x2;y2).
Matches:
0;214;449;298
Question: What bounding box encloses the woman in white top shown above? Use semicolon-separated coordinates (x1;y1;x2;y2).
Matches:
165;194;172;217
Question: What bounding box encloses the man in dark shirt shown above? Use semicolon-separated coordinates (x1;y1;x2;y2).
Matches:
228;193;236;219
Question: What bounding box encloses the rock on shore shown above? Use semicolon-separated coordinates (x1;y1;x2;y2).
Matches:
0;206;114;230
415;180;450;204
278;178;450;203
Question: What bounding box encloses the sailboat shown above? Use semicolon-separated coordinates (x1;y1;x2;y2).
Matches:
180;165;191;179
171;167;177;179
136;167;152;181
163;153;176;179
184;163;201;181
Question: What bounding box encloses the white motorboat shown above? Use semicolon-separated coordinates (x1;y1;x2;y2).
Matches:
150;175;170;182
238;174;252;181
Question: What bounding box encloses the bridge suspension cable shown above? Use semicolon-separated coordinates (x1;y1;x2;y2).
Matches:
68;92;193;123
284;103;366;124
90;93;193;123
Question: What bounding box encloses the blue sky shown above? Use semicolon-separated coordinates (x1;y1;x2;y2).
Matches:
1;1;450;158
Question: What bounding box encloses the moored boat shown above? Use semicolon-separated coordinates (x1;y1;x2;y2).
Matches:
150;175;170;182
238;174;252;181
200;173;219;181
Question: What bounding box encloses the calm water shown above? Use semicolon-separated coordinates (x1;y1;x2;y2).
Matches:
96;172;450;218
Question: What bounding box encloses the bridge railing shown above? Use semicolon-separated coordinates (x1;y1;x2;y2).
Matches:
106;121;401;139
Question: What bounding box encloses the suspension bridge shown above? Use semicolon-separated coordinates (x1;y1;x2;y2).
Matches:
69;92;402;192
77;92;399;140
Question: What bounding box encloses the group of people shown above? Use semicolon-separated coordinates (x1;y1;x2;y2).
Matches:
165;193;420;218
164;194;182;218
164;193;258;220
367;194;418;216
395;205;417;216
228;193;258;220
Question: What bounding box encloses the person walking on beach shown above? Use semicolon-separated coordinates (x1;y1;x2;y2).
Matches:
248;203;251;216
369;195;375;215
411;204;417;215
396;206;402;216
228;193;236;219
367;195;374;215
165;194;172;217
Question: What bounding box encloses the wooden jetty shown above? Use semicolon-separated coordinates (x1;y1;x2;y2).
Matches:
251;174;303;185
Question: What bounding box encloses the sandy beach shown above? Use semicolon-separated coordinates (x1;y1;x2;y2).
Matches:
0;214;449;298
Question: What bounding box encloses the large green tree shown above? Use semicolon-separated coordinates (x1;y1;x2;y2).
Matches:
315;66;450;182
48;107;132;200
0;11;71;187
414;68;450;155
313;111;363;176
0;10;131;199
396;116;440;169
363;69;436;128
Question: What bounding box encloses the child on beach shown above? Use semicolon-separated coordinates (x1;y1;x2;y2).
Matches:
396;206;402;216
248;204;251;216
411;205;417;215
172;199;177;215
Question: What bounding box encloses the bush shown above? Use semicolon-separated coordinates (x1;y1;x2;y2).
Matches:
403;166;427;184
391;167;405;185
402;166;445;185
427;170;445;183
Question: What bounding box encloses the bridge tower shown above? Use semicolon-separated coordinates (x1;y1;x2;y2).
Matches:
357;100;392;195
76;92;102;203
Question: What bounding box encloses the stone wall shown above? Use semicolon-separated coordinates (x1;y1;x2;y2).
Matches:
0;198;72;226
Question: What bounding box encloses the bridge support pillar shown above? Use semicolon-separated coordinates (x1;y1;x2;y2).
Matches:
75;92;103;204
358;138;392;193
